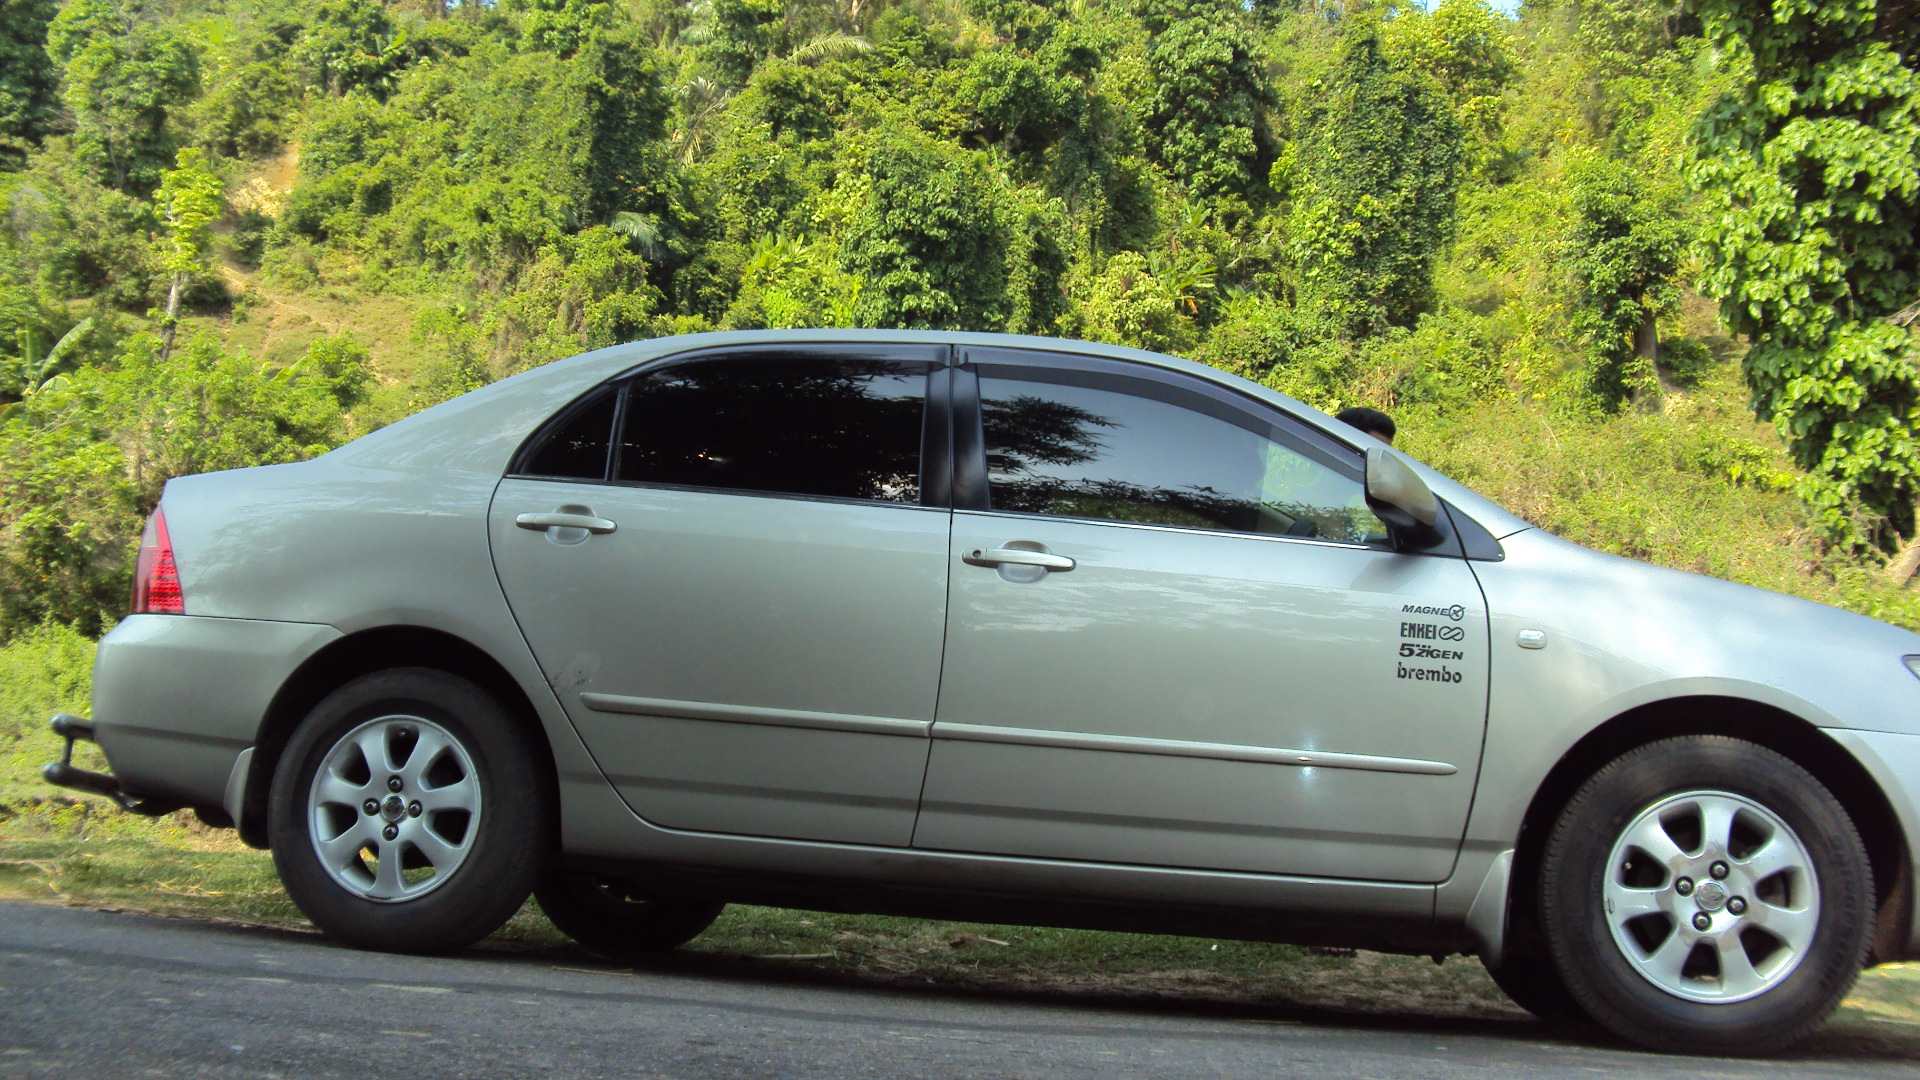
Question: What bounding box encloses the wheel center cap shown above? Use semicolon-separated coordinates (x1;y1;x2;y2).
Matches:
1693;880;1727;912
380;795;406;823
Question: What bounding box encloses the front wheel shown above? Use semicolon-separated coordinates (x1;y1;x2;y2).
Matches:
1540;736;1872;1055
268;668;554;953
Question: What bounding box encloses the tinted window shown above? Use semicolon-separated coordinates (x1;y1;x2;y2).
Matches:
617;355;929;503
979;372;1383;542
523;386;617;480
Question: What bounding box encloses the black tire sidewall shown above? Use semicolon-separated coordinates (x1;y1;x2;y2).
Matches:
534;868;725;957
268;667;553;953
1540;736;1872;1055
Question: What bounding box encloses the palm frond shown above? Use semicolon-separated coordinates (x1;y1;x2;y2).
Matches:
788;33;871;66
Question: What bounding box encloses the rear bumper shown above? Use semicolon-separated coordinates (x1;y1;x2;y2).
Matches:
1825;727;1920;961
91;614;340;810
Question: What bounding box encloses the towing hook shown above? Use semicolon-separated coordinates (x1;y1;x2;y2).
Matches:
42;713;182;817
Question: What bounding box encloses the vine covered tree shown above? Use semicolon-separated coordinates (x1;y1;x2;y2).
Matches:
1288;34;1465;338
1691;0;1920;545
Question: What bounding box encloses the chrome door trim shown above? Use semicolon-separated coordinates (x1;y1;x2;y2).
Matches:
580;693;932;738
932;722;1459;775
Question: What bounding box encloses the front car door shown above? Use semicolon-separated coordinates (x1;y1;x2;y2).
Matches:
490;344;951;847
913;348;1490;882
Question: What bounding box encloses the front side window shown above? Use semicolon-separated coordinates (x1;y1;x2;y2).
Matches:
616;354;930;504
978;370;1382;543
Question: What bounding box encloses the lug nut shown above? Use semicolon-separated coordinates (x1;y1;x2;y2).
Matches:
407;801;422;818
1728;897;1747;916
382;824;398;841
387;776;403;793
1692;912;1713;932
1710;861;1729;880
363;799;379;815
1675;877;1694;896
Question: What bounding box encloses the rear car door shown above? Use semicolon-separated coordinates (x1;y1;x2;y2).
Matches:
913;347;1490;882
490;344;951;847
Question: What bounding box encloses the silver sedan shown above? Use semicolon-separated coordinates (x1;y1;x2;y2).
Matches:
47;330;1920;1054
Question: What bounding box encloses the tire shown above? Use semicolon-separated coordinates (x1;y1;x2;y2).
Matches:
268;668;554;953
1539;735;1872;1055
1485;949;1589;1028
535;868;725;959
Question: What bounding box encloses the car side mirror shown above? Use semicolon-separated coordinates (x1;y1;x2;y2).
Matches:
1364;447;1441;549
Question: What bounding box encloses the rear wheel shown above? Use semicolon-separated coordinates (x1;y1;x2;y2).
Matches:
535;868;725;959
268;668;553;953
1540;736;1871;1054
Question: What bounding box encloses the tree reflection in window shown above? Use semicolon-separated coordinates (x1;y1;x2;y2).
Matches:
980;376;1382;543
618;356;928;503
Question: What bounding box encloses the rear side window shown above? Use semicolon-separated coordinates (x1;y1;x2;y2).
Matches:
616;355;929;504
522;386;618;480
977;370;1382;543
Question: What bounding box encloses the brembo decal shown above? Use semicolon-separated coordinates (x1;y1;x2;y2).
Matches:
1396;604;1470;684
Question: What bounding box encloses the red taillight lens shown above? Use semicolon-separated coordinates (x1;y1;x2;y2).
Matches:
130;508;185;615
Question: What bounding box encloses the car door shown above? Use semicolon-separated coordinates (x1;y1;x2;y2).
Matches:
490;344;952;847
912;347;1490;882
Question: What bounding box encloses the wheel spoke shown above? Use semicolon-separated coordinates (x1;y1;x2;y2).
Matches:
1620;813;1687;868
1713;933;1767;999
409;827;463;871
354;727;397;776
367;840;408;899
1751;900;1818;949
1605;884;1668;922
419;775;479;814
313;772;369;809
400;727;450;785
316;819;372;869
1698;797;1740;858
1640;927;1693;981
1738;833;1805;886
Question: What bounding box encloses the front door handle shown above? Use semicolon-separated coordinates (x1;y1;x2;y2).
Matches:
516;511;616;534
962;546;1075;572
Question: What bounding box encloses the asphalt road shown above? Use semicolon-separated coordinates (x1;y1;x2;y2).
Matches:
0;902;1911;1080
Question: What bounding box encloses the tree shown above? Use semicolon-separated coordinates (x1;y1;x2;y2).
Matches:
0;0;59;168
1289;34;1466;337
839;133;1013;331
1567;155;1688;409
1691;0;1920;545
51;0;200;195
1131;0;1276;203
154;148;224;359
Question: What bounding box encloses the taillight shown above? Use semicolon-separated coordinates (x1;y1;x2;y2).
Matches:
130;508;185;614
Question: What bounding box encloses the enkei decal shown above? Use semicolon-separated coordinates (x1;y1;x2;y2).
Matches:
1396;607;1469;684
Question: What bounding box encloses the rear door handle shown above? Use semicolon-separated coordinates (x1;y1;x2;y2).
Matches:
516;511;616;534
962;547;1075;572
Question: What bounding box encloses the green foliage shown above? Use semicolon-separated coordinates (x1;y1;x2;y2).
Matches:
0;0;59;168
0;332;370;635
1131;0;1275;202
1691;0;1920;543
1566;154;1688;409
1289;34;1466;337
840;132;1014;330
52;0;200;195
156;149;223;283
